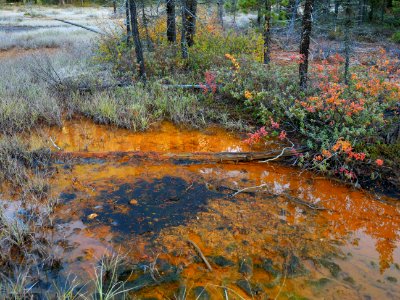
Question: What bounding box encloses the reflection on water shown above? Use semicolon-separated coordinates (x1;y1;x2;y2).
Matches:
4;119;400;299
51;159;400;299
31;119;262;153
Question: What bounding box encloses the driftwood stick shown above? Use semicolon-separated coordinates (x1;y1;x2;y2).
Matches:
52;148;305;163
229;183;269;197
187;240;213;271
53;18;105;35
49;137;62;151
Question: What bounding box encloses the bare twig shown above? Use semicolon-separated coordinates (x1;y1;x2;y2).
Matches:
187;240;213;271
259;139;295;163
49;137;62;151
229;183;268;197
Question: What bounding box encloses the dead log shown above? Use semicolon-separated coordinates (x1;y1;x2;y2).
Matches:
52;148;304;163
53;18;105;35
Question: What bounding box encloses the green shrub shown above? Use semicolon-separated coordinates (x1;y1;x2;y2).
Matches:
391;31;400;43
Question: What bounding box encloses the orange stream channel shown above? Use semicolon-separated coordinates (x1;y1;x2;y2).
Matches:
4;119;400;299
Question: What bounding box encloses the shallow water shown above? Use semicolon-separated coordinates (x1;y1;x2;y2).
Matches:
32;119;259;153
3;119;400;299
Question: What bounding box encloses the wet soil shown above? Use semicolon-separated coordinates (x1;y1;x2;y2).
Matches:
1;119;400;299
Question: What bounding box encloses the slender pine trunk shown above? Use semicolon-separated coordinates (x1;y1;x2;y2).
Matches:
141;0;154;50
299;0;314;90
217;0;224;28
264;0;272;64
181;0;188;58
129;0;146;81
344;0;352;85
184;0;197;46
126;0;131;46
166;0;177;42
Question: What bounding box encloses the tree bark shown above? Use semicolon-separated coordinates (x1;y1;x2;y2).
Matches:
344;0;352;84
334;0;340;30
181;0;189;58
357;0;363;25
166;0;177;42
129;0;146;81
287;0;300;37
217;0;224;28
263;0;272;64
184;0;197;47
126;0;131;46
141;0;154;50
299;0;314;90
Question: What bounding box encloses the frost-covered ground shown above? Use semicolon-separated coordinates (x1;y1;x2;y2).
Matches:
0;6;119;51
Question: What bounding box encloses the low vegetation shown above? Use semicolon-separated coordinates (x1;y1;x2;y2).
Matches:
0;0;399;298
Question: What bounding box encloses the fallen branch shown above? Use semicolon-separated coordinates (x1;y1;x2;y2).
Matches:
285;195;327;210
229;183;268;197
162;84;204;89
49;137;62;151
53;18;105;35
52;148;306;163
187;240;213;271
260;139;295;163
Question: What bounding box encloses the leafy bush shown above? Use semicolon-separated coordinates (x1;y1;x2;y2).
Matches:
227;50;400;183
391;31;400;43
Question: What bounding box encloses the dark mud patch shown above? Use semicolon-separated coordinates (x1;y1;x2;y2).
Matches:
0;25;63;32
82;176;226;236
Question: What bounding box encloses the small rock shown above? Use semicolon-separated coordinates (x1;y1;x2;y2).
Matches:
286;255;307;278
262;258;280;278
129;199;138;205
239;257;253;277
386;276;397;283
343;276;355;285
87;213;98;220
318;259;341;278
209;256;235;267
308;277;331;289
236;279;263;297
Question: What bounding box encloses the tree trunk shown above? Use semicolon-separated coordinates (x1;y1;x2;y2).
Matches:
257;6;262;26
287;0;300;37
181;0;189;58
232;0;237;26
369;1;375;21
184;0;197;47
334;0;340;30
344;0;352;85
217;0;224;28
358;0;363;25
166;0;177;42
129;0;146;81
126;0;131;46
113;0;117;14
264;0;272;64
299;0;314;90
141;0;154;50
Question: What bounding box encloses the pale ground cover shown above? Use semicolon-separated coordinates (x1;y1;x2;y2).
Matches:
0;5;117;51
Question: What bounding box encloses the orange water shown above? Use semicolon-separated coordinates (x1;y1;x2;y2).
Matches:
6;119;400;299
31;119;265;153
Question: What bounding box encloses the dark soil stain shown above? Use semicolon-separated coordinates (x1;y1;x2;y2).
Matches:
83;176;225;236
